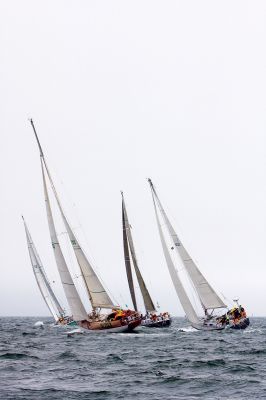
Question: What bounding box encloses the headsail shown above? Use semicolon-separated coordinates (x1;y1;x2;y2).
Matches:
122;193;137;311
148;179;226;311
41;161;88;321
149;192;200;325
122;193;156;313
30;119;116;310
23;217;63;321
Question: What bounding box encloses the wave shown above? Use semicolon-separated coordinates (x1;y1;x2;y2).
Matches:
106;353;124;362
0;352;39;360
22;332;37;336
192;359;226;367
57;351;77;360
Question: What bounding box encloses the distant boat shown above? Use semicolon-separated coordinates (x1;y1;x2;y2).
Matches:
121;192;171;328
26;120;141;333
148;179;249;331
23;217;69;324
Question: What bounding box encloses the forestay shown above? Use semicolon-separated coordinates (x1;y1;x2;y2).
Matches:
23;218;63;321
151;193;200;325
41;161;88;321
149;180;226;311
122;194;156;313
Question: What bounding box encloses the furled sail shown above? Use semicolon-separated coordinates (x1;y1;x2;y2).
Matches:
122;193;156;313
41;161;88;321
23;217;63;321
30;119;116;310
150;193;200;325
149;179;226;311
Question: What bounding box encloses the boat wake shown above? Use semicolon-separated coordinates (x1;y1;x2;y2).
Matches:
110;332;172;338
65;328;84;337
177;326;197;333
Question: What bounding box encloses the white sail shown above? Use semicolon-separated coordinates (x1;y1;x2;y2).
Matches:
42;159;116;310
23;218;63;321
122;195;137;311
30;119;117;310
151;194;200;325
41;161;88;321
122;194;156;313
149;180;226;311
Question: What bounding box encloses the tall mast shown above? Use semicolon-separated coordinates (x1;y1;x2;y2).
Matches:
121;192;156;313
30;120;116;310
148;179;226;312
148;184;200;325
30;119;44;157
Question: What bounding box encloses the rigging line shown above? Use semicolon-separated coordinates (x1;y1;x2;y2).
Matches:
48;165;118;305
55;177;101;266
155;200;204;315
62;226;87;291
127;218;156;304
150;179;203;273
45;160;116;307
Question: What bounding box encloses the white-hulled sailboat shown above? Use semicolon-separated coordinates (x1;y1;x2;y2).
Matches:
148;179;250;331
23;217;69;324
26;120;141;332
121;192;171;327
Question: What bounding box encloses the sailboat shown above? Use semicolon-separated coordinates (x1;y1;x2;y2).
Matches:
121;192;171;327
26;120;141;332
148;179;250;331
23;217;70;325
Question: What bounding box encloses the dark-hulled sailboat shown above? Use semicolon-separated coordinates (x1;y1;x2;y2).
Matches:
121;192;171;327
148;179;249;331
26;120;141;332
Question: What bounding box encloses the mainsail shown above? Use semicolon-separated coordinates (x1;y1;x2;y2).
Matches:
150;192;200;325
41;161;88;321
122;193;156;313
148;179;226;313
30;119;116;310
23;217;64;321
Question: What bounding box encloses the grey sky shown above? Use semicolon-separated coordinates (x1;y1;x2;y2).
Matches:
1;1;265;317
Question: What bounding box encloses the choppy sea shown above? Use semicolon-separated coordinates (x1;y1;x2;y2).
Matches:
0;317;265;400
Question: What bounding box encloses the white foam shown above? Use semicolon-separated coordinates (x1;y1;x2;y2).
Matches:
177;326;197;333
66;328;84;337
33;321;44;328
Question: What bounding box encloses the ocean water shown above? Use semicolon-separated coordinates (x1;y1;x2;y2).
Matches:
0;317;265;400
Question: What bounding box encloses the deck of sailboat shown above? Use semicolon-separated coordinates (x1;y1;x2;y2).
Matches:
141;318;172;328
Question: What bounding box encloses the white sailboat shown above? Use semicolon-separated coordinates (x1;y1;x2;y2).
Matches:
121;192;171;327
23;217;65;323
27;119;141;332
148;179;250;330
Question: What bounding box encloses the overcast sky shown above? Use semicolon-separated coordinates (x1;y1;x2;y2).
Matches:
1;1;265;317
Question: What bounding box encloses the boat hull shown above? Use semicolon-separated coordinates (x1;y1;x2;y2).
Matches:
192;323;225;331
78;318;141;333
141;318;172;328
229;317;250;330
192;317;250;331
